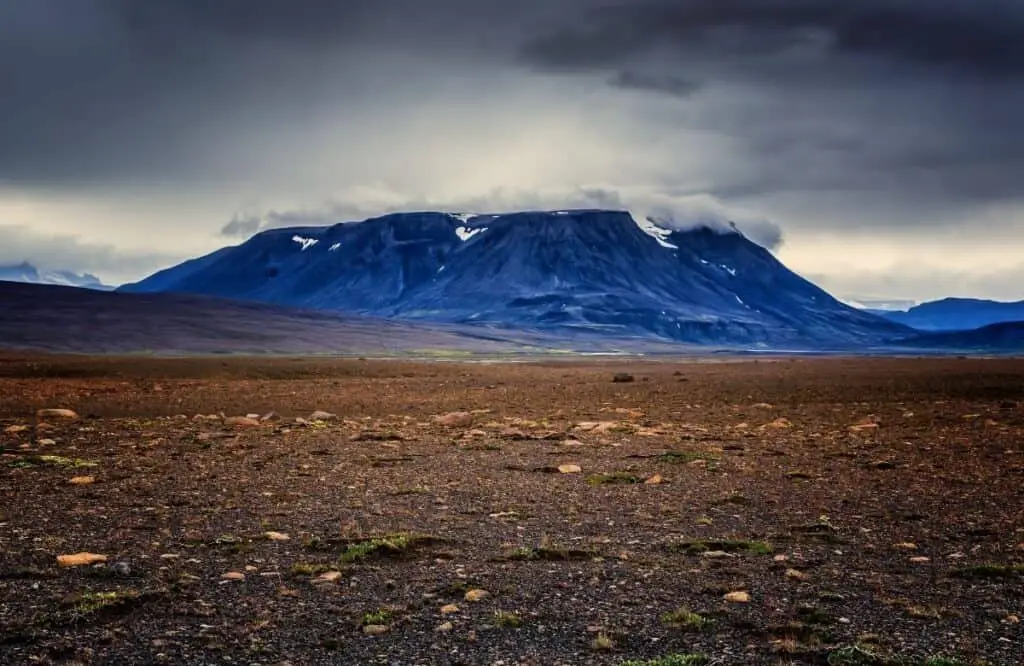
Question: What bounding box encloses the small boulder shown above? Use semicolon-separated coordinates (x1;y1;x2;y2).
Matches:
221;571;246;581
310;411;337;422
224;417;261;428
724;591;750;603
464;589;489;602
434;412;474;428
36;409;79;420
557;464;582;474
68;476;96;486
57;552;108;567
611;373;635;383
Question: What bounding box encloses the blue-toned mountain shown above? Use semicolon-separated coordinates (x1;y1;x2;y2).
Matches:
121;210;909;347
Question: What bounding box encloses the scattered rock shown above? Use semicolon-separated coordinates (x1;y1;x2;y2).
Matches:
57;552;108;567
434;412;474;427
724;591;750;603
310;411;336;422
224;416;261;428
464;589;489;602
849;422;880;432
701;551;733;559
894;542;918;550
440;604;460;614
557;464;582;474
909;556;931;564
644;474;665;485
36;408;79;420
160;553;181;560
316;571;343;583
773;554;789;562
436;621;454;632
221;571;246;581
765;418;792;429
68;476;96;485
1007;614;1020;624
4;425;29;434
363;625;389;636
611;373;635;383
785;568;810;581
260;411;282;422
263;531;290;541
37;438;56;446
110;561;132;576
751;403;774;409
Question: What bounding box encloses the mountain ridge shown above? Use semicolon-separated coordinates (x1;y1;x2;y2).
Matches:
873;297;1024;331
0;261;112;290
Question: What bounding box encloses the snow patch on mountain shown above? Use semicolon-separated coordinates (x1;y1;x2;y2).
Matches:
292;235;319;251
630;214;678;249
455;226;486;242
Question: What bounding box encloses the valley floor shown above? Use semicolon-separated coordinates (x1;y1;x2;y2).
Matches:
0;356;1022;665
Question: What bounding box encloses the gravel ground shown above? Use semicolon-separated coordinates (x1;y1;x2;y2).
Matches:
0;355;1021;665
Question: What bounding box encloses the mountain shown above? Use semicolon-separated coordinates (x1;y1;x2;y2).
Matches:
0;281;622;356
0;261;111;290
877;298;1024;332
895;321;1024;353
121;210;911;348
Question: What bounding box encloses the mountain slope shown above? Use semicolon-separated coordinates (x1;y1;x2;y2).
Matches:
121;210;910;347
877;298;1024;332
0;262;111;290
895;321;1024;352
0;282;601;355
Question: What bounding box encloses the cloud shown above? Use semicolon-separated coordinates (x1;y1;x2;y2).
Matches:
219;185;786;251
0;224;185;286
520;1;1024;78
609;71;700;97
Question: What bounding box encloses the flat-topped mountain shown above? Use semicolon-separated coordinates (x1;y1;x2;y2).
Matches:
121;210;910;347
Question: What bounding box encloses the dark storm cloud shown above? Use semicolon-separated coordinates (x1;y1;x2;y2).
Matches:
521;0;1024;78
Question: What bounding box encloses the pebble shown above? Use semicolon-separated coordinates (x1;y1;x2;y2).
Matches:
440;604;460;614
221;571;245;581
437;621;454;632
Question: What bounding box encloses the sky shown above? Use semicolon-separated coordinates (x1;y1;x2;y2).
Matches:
2;0;1024;303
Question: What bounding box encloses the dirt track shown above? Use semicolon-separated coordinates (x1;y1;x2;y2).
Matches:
1;356;1022;665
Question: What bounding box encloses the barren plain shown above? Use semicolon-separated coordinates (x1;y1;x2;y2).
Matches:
1;355;1022;665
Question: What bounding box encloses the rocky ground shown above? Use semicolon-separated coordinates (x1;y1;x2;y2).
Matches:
0;355;1022;666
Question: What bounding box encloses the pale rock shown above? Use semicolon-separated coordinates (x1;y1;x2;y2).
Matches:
464;589;489;602
363;625;389;635
440;604;460;614
310;411;337;421
68;476;95;485
557;464;582;474
221;571;246;581
36;408;79;420
263;531;290;541
724;591;750;603
57;552;108;567
434;412;474;427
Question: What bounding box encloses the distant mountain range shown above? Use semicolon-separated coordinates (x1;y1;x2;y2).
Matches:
120;210;911;348
868;298;1024;332
0;262;111;291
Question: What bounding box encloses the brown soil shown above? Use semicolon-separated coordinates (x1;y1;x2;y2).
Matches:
1;355;1022;665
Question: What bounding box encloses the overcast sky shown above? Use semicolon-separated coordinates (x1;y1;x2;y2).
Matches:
2;0;1023;303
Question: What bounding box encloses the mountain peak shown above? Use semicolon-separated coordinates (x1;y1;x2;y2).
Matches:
0;262;111;290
